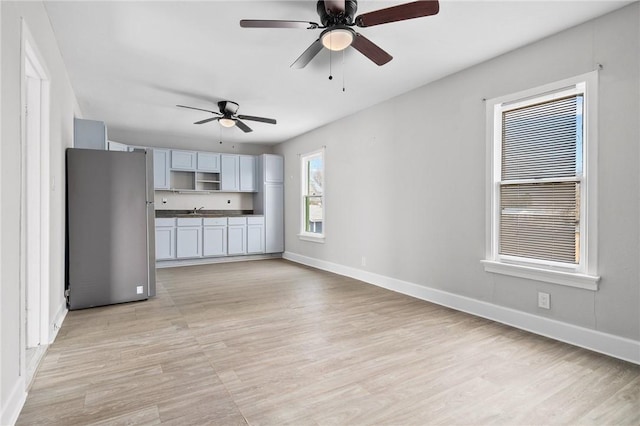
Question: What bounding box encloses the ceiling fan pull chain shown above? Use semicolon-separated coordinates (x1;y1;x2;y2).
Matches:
328;42;333;80
342;49;346;92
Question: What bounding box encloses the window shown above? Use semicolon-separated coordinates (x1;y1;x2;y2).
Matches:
483;73;599;290
300;148;324;242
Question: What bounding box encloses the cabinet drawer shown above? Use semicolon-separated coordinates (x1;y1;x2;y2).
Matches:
227;217;247;225
177;217;202;227
203;217;227;226
155;218;175;227
247;216;264;225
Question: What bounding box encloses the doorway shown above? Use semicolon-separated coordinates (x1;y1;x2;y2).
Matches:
21;26;51;381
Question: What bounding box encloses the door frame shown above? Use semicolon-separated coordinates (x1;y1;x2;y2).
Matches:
20;20;51;380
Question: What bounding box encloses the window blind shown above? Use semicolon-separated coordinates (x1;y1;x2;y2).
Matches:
499;95;582;264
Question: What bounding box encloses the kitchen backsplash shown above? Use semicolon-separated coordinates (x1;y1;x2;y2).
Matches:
154;192;253;211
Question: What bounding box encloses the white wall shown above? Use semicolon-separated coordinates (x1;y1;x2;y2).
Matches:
1;2;81;424
155;192;254;211
276;4;639;347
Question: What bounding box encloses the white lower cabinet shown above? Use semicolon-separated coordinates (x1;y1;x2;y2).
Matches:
155;218;176;260
203;218;227;257
227;217;247;255
176;218;202;258
247;217;265;254
156;215;265;261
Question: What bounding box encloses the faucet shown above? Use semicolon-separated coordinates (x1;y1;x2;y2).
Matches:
192;206;204;214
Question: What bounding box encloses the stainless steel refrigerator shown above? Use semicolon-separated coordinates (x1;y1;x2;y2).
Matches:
66;148;156;310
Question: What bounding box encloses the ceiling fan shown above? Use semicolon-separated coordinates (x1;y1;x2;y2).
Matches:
240;0;439;68
176;101;276;133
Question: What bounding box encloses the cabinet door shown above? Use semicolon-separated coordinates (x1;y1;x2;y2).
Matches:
203;226;227;257
265;183;284;253
247;224;264;254
264;154;284;183
74;118;107;150
239;155;256;192
227;225;246;255
153;149;170;190
155;227;175;259
176;227;202;258
197;152;220;172
171;150;197;170
108;141;128;151
221;154;239;191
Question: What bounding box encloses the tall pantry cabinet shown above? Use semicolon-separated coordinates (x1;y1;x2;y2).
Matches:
254;155;284;253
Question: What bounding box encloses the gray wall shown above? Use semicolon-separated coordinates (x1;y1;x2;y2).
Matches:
1;2;80;423
275;4;639;341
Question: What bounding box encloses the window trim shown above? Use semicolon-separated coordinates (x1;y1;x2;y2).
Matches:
299;147;325;243
483;72;600;290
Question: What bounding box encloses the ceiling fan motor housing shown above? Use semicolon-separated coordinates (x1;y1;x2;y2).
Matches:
317;0;358;26
218;100;239;115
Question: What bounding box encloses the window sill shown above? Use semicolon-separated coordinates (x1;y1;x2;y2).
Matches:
298;234;325;244
481;260;599;291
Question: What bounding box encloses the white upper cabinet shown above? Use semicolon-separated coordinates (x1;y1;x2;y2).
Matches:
152;148;261;194
74;118;107;150
153;149;170;190
264;154;284;183
108;141;128;151
221;154;240;191
171;150;197;170
239;155;256;192
197;152;220;172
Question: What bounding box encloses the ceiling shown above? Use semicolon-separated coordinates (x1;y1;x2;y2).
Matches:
44;0;632;146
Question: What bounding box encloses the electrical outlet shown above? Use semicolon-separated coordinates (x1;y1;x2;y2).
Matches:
538;292;550;309
361;256;367;267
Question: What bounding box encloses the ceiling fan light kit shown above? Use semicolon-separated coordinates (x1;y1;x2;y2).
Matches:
321;26;354;51
218;118;236;128
240;0;440;68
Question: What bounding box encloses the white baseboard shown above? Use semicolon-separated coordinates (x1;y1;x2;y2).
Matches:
49;303;68;344
1;377;26;426
283;251;640;365
156;253;282;269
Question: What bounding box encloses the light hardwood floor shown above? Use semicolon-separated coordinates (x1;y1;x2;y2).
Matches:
18;260;639;425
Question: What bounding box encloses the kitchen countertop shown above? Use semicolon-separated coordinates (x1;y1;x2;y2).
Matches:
155;209;260;218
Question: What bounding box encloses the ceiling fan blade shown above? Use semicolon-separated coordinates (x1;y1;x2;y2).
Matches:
193;117;219;125
177;104;220;115
291;39;323;69
350;33;393;66
240;20;319;29
235;120;253;133
355;0;439;27
324;0;345;14
237;115;277;125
